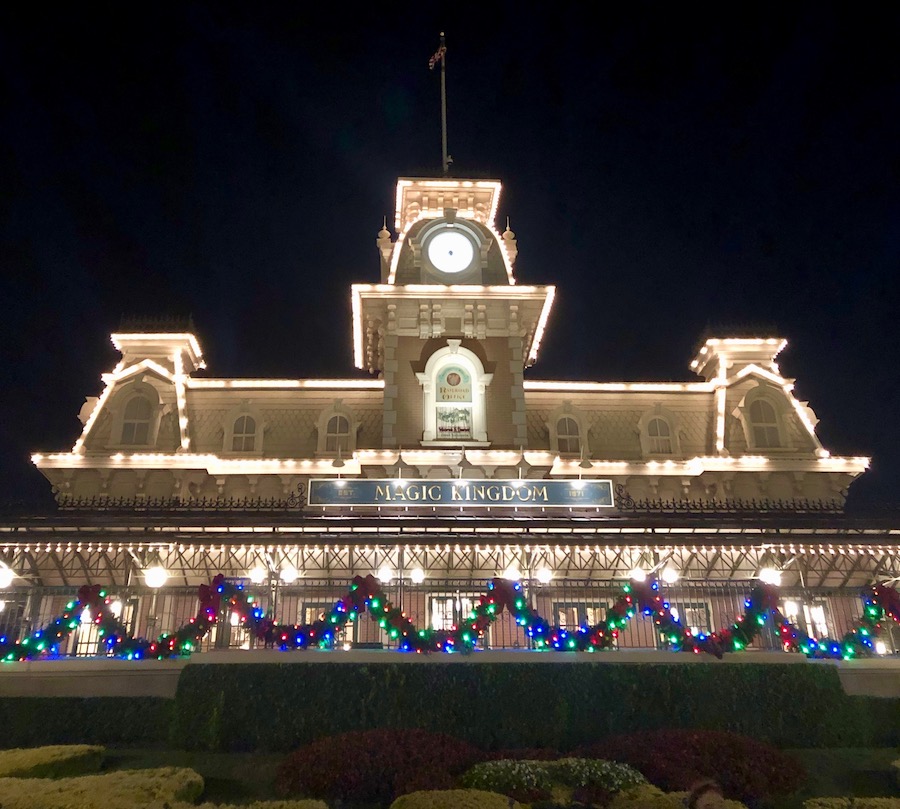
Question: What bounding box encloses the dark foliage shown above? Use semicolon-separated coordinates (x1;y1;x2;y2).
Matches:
173;661;900;752
576;729;806;803
487;748;561;761
0;698;172;748
274;728;483;805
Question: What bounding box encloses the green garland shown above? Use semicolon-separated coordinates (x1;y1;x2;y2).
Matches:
1;575;897;661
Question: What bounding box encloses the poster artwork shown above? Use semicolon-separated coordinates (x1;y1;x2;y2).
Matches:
437;406;472;439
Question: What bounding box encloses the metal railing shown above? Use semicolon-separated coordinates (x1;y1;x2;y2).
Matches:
2;577;893;657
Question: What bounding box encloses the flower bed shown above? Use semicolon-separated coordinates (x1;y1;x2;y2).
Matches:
459;757;646;804
0;766;203;809
577;728;805;803
275;728;483;805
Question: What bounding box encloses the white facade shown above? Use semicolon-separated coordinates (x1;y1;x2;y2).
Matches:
32;177;868;507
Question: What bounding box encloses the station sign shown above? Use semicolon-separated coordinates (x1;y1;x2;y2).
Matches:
307;478;614;508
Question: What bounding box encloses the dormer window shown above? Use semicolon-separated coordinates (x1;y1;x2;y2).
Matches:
231;415;257;452
547;405;589;457
325;415;351;452
647;417;673;454
638;407;682;458
223;406;264;455
556;416;581;455
121;397;152;445
316;404;359;456
748;399;780;448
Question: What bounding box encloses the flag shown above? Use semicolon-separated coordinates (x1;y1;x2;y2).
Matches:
428;44;446;70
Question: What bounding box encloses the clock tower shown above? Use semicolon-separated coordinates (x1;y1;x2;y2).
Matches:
353;177;555;450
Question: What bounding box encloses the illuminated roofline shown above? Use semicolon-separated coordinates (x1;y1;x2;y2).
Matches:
354;284;549;296
4;539;897;553
394;178;502;232
352;284;555;370
690;338;787;371
32;450;869;476
526;287;555;365
524;380;712;393
102;359;176;385
388;178;513;285
188;378;384;390
111;332;205;367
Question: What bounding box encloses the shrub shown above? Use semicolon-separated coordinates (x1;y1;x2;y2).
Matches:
0;766;203;809
0;745;104;778
175;662;898;752
185;802;329;809
611;784;747;809
390;789;524;809
578;728;805;803
804;802;900;809
275;728;482;805
551;757;647;790
488;747;561;761
460;757;647;805
0;698;172;748
459;759;554;802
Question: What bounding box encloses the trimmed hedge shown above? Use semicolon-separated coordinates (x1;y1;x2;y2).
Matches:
187;803;328;809
805;801;900;809
0;766;203;809
390;790;524;809
611;785;747;809
172;662;900;751
0;698;172;748
0;745;104;778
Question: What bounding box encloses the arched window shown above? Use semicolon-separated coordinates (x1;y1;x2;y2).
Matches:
231;415;257;452
556;416;581;455
647;417;672;454
748;399;780;448
416;341;493;444
638;407;681;458
325;414;351;453
121;397;152;445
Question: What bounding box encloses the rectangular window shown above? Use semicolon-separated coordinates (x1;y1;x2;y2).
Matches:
121;422;149;444
430;594;477;631
553;601;608;629
668;601;711;634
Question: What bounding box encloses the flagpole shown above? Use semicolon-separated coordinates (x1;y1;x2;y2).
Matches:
439;32;449;176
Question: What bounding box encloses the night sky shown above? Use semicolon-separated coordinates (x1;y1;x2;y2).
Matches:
1;4;898;508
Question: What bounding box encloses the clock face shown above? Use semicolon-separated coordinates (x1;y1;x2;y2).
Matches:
427;230;475;274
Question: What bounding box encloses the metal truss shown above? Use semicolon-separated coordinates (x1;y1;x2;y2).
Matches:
0;536;896;592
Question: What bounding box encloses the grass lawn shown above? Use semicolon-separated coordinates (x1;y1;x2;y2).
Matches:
101;746;899;807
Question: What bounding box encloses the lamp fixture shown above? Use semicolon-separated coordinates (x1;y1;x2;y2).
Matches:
0;566;14;589
758;568;782;586
144;565;169;589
